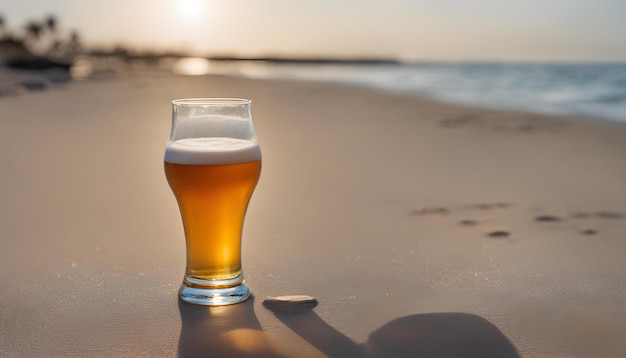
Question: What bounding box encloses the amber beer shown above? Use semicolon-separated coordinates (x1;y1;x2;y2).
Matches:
165;138;261;281
165;98;261;305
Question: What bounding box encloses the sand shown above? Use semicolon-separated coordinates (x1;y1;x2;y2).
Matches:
1;71;626;357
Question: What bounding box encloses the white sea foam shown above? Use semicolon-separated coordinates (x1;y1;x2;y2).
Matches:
164;137;261;165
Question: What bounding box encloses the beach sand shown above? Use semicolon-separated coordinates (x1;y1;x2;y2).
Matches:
1;72;626;357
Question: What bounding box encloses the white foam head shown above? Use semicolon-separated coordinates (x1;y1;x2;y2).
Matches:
164;137;262;165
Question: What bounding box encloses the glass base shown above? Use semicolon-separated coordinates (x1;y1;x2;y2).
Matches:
178;274;251;306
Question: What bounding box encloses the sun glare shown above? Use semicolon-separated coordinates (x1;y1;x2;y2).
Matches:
178;0;209;21
172;57;211;76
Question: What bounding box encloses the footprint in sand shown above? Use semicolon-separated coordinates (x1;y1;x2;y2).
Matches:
439;113;480;128
411;204;513;237
535;215;561;222
570;211;624;220
580;229;598;235
596;211;624;219
458;219;478;226
487;230;510;238
541;210;626;236
411;203;513;216
465;203;512;210
410;207;449;216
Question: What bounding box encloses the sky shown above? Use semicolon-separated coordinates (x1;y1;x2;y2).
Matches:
1;0;626;62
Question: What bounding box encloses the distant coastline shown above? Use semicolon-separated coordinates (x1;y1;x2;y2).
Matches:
206;56;400;65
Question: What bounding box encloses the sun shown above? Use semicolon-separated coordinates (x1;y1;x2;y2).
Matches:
177;0;209;22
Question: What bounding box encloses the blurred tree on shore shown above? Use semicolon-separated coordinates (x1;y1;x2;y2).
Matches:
1;12;199;73
0;15;5;37
0;14;82;66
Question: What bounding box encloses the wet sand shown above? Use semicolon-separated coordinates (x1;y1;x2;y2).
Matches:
1;72;626;357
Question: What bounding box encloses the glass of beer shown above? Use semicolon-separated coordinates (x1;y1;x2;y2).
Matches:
164;98;261;306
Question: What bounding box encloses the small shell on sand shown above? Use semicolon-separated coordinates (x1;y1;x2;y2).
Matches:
263;295;318;313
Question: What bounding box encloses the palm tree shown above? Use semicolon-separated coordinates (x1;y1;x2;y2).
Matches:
45;15;57;33
0;15;6;39
68;30;81;56
25;21;43;43
43;15;59;56
0;15;12;40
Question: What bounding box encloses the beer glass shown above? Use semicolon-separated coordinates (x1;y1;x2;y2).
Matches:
165;98;261;305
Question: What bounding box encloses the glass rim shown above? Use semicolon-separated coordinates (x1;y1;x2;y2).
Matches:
172;98;251;106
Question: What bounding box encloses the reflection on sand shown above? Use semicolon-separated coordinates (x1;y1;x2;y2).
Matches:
179;296;519;358
172;57;212;76
177;297;288;358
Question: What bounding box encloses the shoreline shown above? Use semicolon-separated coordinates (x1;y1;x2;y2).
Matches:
0;67;626;127
186;60;626;124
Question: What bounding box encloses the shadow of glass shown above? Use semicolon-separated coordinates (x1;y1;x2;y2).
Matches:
178;296;287;358
178;293;519;358
272;311;367;358
273;311;520;358
368;312;520;358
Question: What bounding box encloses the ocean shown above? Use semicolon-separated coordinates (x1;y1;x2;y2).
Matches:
3;60;626;124
206;61;626;124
